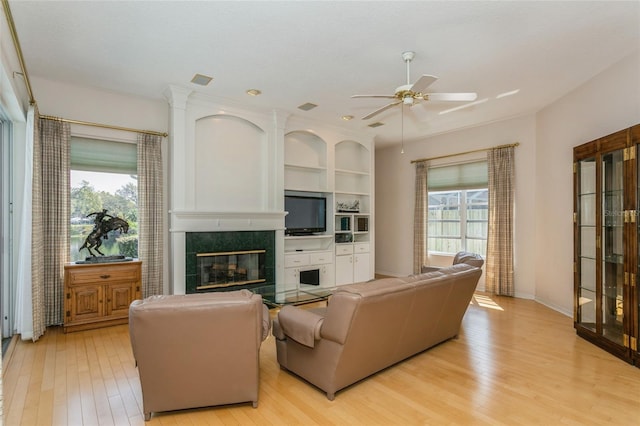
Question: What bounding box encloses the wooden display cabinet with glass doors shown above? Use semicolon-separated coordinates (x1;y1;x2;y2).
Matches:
574;123;640;367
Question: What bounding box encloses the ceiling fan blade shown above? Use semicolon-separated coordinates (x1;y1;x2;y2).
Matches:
362;101;402;120
410;74;438;93
351;94;396;99
426;92;478;102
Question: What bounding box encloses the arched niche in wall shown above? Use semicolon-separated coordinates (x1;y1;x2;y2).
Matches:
335;140;369;173
195;114;267;211
284;130;328;192
335;140;371;212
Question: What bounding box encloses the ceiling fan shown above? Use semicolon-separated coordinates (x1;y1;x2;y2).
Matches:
352;51;478;120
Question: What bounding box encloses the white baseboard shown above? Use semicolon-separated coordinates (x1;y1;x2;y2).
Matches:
534;297;573;318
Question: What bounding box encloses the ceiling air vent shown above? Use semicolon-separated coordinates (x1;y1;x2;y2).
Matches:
297;102;318;111
368;122;385;128
191;74;213;86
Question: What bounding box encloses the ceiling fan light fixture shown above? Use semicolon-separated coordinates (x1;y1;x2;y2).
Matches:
341;115;354;121
246;89;262;96
351;51;476;120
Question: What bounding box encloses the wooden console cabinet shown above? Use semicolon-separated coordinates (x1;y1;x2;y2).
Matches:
64;260;142;333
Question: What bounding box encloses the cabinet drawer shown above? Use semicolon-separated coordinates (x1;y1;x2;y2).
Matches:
354;243;370;253
66;263;139;285
309;251;332;265
336;244;353;256
285;253;310;268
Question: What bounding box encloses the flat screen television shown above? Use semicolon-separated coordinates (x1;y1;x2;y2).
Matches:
285;195;326;236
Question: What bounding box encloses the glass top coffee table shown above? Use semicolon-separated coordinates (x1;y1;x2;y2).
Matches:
257;286;333;308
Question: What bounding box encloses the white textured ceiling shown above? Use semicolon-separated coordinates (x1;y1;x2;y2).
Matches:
9;1;640;148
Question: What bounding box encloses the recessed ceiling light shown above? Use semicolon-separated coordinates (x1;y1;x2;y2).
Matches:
368;122;384;128
342;115;354;121
191;73;213;86
298;102;318;111
246;89;262;96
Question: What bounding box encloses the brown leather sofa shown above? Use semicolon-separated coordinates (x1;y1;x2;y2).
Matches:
129;289;270;420
272;257;483;400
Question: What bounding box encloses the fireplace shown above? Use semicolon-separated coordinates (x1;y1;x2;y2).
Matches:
196;250;266;290
185;231;275;294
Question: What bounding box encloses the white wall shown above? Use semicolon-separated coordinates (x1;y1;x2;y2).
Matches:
375;49;640;316
32;77;168;136
535;50;640;315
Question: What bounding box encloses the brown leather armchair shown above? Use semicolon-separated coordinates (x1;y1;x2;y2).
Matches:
129;289;270;420
422;251;484;273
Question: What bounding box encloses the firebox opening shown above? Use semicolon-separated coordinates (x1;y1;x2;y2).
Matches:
185;231;275;295
196;249;266;290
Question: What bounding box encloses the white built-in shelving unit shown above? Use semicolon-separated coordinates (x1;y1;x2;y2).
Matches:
283;132;373;291
333;141;371;285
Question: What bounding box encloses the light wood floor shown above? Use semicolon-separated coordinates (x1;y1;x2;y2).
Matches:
3;294;640;425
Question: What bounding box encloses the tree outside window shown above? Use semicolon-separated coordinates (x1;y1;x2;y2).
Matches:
70;170;138;261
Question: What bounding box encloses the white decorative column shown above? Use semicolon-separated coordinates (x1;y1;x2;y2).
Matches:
272;109;289;291
164;85;192;294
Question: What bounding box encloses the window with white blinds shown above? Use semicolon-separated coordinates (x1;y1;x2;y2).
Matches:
427;160;488;191
70;137;138;262
428;161;488;256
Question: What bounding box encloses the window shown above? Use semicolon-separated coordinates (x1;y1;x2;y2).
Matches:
70;137;138;262
427;160;488;256
428;189;488;256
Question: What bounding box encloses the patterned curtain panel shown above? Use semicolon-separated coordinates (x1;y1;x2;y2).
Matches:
413;162;428;274
33;117;70;338
31;107;45;340
137;133;163;297
486;146;515;296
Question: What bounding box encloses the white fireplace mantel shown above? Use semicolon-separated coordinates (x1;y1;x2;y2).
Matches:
170;210;287;233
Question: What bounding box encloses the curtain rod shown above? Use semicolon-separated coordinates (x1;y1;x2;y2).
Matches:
410;142;520;164
2;0;35;105
40;115;168;138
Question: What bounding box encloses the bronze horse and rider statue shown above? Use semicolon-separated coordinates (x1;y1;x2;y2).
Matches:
79;209;130;257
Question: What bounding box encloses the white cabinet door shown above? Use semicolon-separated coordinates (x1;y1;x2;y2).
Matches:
335;255;353;286
354;252;371;283
319;264;335;287
283;268;299;291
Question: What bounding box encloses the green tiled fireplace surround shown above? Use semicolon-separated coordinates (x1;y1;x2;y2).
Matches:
185;231;275;294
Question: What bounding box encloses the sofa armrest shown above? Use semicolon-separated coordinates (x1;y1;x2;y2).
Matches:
276;305;324;348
